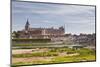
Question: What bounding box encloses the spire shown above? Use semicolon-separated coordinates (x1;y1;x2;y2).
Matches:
25;19;30;30
26;19;30;26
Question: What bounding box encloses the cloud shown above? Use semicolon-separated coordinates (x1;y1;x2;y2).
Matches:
12;1;95;34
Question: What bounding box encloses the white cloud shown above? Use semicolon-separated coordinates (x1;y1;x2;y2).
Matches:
12;1;95;34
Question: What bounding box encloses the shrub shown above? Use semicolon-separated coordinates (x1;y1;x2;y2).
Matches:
12;39;51;43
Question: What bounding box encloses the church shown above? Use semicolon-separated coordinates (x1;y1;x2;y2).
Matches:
13;19;65;40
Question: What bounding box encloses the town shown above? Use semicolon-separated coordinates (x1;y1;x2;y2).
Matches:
12;20;96;66
12;19;95;49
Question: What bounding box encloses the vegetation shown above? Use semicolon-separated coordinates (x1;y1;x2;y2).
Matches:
13;52;58;58
53;55;95;63
12;39;51;43
13;43;62;47
12;47;96;66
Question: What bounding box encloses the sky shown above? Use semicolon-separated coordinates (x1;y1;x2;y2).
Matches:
12;1;95;34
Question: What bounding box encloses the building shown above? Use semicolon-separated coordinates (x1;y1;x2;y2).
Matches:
13;19;65;40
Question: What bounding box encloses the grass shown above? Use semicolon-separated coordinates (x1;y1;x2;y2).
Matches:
13;52;58;58
53;54;95;63
12;48;96;66
12;54;95;66
12;38;51;43
13;43;62;47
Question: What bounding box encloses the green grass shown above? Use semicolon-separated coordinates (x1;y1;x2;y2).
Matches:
13;60;53;66
12;48;95;58
13;54;95;66
75;48;95;55
53;55;95;63
12;48;96;66
12;38;51;43
13;43;62;47
13;52;58;58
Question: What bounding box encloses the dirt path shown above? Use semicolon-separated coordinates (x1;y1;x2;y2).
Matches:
12;48;49;54
12;57;53;64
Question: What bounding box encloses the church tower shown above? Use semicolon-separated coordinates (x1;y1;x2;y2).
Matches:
25;19;30;31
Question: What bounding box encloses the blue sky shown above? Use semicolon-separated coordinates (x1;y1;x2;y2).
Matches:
12;1;95;34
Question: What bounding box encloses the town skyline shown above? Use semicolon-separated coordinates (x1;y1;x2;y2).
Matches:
12;1;96;34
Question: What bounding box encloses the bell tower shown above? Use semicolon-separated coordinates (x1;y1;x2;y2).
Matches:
25;19;30;31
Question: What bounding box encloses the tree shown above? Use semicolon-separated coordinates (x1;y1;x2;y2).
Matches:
12;31;20;38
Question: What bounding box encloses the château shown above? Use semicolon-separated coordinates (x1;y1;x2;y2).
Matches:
13;19;65;40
